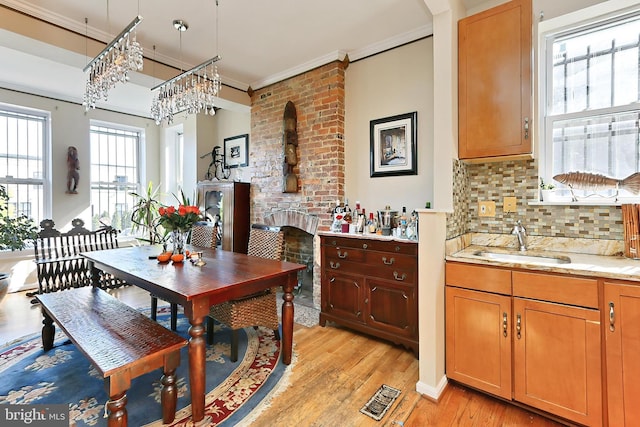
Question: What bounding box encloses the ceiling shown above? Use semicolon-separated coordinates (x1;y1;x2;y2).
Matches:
0;0;487;117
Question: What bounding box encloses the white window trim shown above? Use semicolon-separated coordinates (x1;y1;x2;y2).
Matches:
537;0;640;206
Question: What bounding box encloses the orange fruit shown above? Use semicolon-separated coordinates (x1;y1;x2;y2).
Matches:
171;253;185;263
157;253;171;263
185;250;191;257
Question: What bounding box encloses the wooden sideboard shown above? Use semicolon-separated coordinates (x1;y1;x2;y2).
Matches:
319;234;418;356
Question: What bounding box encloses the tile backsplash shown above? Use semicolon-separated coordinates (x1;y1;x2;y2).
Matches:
447;158;623;241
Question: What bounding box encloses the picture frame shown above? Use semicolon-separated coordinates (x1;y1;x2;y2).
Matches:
223;134;249;168
369;112;417;177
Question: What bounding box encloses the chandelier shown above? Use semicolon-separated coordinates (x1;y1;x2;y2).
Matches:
82;16;144;111
150;55;221;125
151;0;222;125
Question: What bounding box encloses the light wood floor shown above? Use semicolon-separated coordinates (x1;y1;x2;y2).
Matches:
0;287;563;426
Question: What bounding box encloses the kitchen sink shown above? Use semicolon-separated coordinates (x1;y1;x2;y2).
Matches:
473;250;571;265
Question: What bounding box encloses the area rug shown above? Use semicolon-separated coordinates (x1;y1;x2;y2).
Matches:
0;306;295;426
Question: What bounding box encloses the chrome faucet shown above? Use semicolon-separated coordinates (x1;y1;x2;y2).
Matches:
512;220;527;251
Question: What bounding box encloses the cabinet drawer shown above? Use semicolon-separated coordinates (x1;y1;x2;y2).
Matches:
512;271;598;309
322;235;417;255
323;259;369;275
446;262;511;295
323;245;365;263
368;266;416;284
322;236;369;250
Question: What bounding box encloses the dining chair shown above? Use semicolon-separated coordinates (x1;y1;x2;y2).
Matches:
150;222;217;330
207;224;284;362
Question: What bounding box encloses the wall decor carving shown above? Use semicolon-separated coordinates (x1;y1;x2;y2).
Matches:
283;101;298;193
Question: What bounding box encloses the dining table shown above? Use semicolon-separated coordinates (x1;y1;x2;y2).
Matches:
82;244;305;425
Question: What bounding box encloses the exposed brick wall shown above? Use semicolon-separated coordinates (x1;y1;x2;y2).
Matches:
249;61;346;231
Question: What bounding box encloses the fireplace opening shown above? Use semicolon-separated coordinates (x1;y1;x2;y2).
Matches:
281;226;314;307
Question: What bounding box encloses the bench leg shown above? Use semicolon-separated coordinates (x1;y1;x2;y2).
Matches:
161;350;181;424
41;310;55;351
106;392;127;427
151;296;158;321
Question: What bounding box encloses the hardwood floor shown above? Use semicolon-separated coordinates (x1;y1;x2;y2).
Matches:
0;287;563;426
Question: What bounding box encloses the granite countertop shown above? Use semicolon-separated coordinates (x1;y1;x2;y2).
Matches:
446;233;640;283
318;230;418;244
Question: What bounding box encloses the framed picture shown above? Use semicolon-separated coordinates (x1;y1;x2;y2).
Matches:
223;134;249;168
370;112;417;177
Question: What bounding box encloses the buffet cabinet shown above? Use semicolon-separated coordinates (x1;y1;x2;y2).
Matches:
319;235;418;356
196;181;250;253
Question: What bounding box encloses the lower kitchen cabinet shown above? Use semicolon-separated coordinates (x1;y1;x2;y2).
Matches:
320;235;418;356
445;262;602;426
604;281;640;426
445;286;512;400
512;297;601;426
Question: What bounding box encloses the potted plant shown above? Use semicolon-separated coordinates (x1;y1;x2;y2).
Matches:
540;178;556;202
0;184;38;303
130;181;167;246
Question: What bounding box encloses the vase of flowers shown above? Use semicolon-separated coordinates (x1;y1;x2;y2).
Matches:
158;204;202;255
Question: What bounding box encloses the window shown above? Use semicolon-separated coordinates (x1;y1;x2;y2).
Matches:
0;104;47;225
540;1;640;202
90;123;141;232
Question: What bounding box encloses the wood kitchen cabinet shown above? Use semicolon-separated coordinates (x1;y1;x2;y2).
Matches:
446;263;602;426
458;0;532;160
320;235;418;356
603;281;640;426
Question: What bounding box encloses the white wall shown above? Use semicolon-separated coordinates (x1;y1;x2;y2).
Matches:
345;38;434;215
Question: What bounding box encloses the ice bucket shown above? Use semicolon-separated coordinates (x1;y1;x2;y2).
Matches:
377;210;398;235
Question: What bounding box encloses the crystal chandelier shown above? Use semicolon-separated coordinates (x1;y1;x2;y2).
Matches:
82;16;144;111
151;0;222;125
150;55;221;125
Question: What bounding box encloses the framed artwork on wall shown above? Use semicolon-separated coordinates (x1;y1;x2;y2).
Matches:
223;134;249;168
369;112;417;177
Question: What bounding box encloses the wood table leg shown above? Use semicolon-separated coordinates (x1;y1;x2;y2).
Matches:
188;314;206;423
281;271;296;365
106;392;127;427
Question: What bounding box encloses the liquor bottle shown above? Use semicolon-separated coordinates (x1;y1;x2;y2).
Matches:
344;198;352;224
400;206;408;238
367;212;377;234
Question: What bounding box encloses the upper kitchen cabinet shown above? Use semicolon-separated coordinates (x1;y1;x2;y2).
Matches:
458;0;532;161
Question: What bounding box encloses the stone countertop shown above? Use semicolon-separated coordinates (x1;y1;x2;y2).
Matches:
318;231;418;244
448;245;640;283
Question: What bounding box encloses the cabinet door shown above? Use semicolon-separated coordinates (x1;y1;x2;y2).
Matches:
513;298;601;426
458;0;532;159
445;286;512;400
322;270;364;323
366;278;416;338
604;282;640;426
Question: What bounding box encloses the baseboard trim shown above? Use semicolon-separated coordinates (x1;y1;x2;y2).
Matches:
415;375;448;401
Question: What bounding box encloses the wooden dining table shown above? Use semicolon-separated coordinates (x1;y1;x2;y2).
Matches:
82;244;305;425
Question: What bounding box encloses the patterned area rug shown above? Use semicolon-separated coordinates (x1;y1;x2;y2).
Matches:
0;307;295;426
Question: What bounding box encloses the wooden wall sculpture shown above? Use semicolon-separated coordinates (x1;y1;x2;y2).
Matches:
283;101;298;193
66;146;80;194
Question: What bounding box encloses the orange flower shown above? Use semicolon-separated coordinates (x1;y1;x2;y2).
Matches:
158;204;202;232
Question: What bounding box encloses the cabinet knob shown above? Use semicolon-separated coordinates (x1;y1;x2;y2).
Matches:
362;243;368;249
337;250;348;259
395;246;401;252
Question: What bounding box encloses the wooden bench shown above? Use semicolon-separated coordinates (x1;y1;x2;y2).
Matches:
27;218;128;303
36;287;187;427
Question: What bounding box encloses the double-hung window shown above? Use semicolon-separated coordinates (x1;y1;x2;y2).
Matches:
90;122;141;232
540;0;640;202
0;104;47;226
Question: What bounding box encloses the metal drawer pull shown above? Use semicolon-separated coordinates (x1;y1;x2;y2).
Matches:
502;312;508;337
516;314;521;339
337;250;348;259
362;243;368;249
393;271;406;281
609;302;615;332
382;257;395;265
330;277;335;282
330;261;340;269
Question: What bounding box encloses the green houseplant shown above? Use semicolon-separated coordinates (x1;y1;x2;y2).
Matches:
130;181;167;245
540;178;556;202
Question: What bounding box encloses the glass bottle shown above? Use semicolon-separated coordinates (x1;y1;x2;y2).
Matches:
400;206;408;238
367;212;377;234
